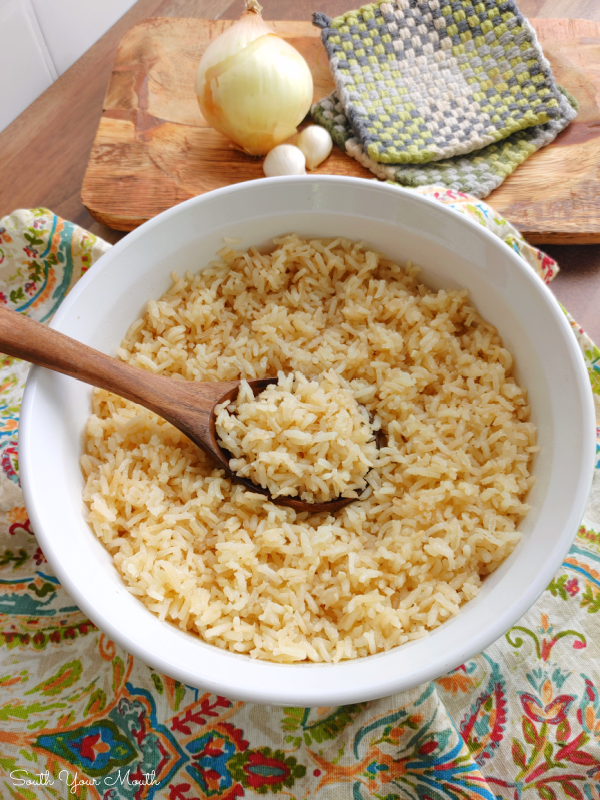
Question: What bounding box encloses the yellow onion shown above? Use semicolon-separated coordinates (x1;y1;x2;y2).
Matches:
195;0;313;156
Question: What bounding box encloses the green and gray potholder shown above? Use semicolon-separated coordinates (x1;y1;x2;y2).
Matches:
313;0;577;165
312;85;577;198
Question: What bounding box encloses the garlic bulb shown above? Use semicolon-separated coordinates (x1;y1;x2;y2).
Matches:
297;126;333;169
195;0;313;156
263;144;306;177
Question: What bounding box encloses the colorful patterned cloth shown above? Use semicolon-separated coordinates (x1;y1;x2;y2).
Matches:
312;0;576;165
312;86;577;198
1;194;600;799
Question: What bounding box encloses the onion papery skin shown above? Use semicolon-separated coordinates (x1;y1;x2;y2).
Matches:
195;25;313;156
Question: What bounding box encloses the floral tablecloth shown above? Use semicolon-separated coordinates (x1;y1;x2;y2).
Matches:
1;190;600;800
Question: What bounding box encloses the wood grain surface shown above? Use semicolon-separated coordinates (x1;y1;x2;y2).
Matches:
80;19;366;231
1;0;600;339
80;16;600;244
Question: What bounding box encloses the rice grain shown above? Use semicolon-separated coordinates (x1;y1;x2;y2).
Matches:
82;235;536;663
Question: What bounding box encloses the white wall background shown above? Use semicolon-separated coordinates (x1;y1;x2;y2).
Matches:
0;0;137;133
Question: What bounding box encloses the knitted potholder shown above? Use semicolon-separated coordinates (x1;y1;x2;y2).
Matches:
313;0;577;165
312;86;577;197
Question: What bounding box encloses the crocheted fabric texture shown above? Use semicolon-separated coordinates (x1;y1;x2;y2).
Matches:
313;0;576;165
312;86;577;197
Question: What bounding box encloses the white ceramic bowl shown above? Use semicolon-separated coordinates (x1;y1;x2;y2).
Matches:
20;177;595;706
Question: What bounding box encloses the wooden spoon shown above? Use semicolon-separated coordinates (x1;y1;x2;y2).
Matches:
0;307;359;513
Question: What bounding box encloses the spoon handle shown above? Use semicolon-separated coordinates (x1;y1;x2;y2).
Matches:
0;306;196;418
0;307;359;513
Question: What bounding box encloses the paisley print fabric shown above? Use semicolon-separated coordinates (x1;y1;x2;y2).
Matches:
2;196;600;799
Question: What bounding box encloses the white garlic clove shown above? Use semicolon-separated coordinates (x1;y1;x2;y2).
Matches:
297;126;333;170
263;144;306;177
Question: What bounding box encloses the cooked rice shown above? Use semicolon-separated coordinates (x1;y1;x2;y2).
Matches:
216;370;378;502
81;234;537;664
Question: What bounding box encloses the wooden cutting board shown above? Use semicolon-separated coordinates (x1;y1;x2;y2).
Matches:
82;17;600;244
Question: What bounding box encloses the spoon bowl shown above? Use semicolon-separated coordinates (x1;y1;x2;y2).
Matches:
210;378;366;512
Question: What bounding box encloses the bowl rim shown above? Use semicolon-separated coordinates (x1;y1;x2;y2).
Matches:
19;176;596;705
